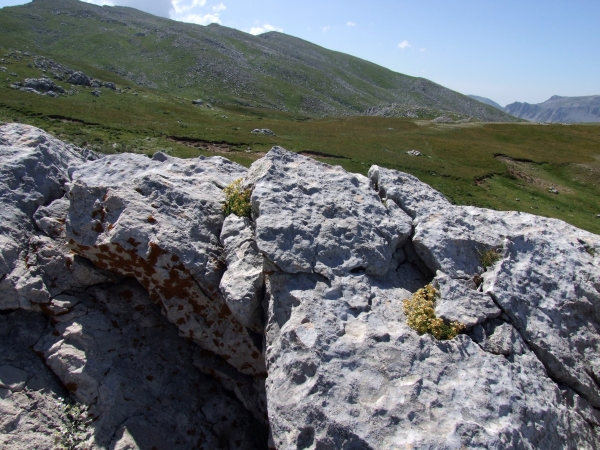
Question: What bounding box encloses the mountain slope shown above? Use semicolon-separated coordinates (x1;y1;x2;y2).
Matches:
0;0;518;121
468;95;504;111
505;95;600;123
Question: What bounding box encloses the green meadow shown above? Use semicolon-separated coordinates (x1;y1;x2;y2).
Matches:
2;53;600;234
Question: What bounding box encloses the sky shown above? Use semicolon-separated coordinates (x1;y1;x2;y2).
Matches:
1;0;599;106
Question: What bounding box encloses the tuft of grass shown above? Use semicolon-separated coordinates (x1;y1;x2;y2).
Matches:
479;248;502;269
403;285;465;340
223;178;252;218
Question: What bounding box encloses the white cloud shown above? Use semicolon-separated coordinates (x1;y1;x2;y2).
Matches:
212;2;226;12
322;25;331;32
180;12;220;24
398;40;411;49
171;0;206;15
169;0;225;25
346;21;356;27
249;23;283;35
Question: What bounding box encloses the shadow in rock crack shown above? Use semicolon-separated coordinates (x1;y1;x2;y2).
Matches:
33;278;269;449
372;239;434;294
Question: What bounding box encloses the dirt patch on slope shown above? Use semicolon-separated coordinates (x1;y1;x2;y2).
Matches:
495;155;574;194
167;136;266;158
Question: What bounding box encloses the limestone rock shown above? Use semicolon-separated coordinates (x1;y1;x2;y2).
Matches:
373;165;600;409
248;147;412;279
485;232;600;407
66;152;265;375
263;269;599;449
220;214;265;333
34;279;268;449
433;271;501;328
33;196;70;238
259;156;600;449
0;366;28;392
368;164;450;220
0;310;74;449
67;71;91;86
251;128;276;136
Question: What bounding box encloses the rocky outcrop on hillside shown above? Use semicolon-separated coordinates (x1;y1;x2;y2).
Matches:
505;95;600;123
1;123;599;449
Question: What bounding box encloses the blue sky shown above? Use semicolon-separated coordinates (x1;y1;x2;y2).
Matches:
1;0;598;106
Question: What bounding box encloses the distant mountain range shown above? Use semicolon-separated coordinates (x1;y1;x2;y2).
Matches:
505;95;600;123
468;95;504;111
0;0;518;122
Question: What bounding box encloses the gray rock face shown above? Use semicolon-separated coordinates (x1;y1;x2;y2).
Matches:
248;147;412;279
66;151;265;375
0;124;268;448
433;271;501;328
257;148;599;449
67;71;91;86
373;165;600;408
0;310;76;450
34;279;268;449
0;123;91;310
220;214;265;333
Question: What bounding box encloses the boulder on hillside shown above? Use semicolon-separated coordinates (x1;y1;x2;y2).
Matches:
67;71;91;86
251;128;276;136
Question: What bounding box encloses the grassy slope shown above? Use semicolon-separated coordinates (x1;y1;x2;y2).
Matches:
0;0;517;121
1;50;599;234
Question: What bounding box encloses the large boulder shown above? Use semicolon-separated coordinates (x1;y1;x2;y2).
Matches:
0;123;93;310
66;151;265;375
2;124;600;449
247;147;412;279
67;71;91;86
254;149;600;448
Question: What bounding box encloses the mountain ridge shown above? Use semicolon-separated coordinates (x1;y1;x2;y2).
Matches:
0;0;518;121
505;95;600;123
468;95;504;111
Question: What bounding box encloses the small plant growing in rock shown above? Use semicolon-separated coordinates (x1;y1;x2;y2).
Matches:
479;247;502;270
54;398;92;449
403;284;465;340
223;178;252;218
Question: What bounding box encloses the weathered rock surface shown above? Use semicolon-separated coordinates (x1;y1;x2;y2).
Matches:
220;215;265;333
0;123;96;310
0;310;75;450
35;279;268;449
1;124;600;449
248;147;412;279
66;151;265;375
67;71;91;86
257;149;599;449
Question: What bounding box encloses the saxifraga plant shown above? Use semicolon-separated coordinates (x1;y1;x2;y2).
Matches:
403;284;465;340
479;247;502;270
223;178;252;218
